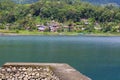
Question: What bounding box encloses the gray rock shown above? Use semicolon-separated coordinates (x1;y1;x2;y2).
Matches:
0;66;60;80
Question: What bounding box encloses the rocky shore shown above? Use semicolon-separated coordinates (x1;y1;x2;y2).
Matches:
0;65;60;80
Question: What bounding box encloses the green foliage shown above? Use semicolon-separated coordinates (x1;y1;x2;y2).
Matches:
0;0;120;33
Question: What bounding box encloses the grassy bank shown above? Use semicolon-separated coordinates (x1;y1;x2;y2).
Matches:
1;30;120;36
86;32;120;36
0;30;79;36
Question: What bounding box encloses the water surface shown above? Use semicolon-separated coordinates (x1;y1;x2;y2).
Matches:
0;35;120;80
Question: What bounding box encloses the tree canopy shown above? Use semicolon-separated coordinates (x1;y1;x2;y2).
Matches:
0;0;120;33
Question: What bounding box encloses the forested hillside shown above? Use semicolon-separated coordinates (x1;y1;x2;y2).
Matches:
0;0;120;33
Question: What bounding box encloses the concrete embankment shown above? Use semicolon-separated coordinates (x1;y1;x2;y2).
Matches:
0;63;92;80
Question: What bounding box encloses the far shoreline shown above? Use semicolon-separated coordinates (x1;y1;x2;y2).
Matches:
1;31;120;37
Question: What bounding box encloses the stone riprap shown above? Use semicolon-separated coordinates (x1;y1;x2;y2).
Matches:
0;63;92;80
0;65;60;80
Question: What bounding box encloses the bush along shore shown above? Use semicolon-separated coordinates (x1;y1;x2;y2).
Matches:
1;0;120;35
0;65;60;80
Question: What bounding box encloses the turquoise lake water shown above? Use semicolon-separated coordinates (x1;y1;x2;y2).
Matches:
0;35;120;80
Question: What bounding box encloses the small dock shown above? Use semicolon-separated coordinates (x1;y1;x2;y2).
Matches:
1;63;91;80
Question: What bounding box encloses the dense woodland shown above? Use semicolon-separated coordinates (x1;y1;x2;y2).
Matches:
1;0;120;33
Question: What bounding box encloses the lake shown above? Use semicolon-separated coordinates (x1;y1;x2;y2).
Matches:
0;35;120;80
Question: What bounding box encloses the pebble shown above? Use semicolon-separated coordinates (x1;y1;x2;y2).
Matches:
0;65;60;80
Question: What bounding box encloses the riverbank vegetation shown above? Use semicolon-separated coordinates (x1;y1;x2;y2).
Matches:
1;0;120;35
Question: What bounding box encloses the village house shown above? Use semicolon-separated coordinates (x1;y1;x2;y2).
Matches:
5;24;11;30
36;20;61;32
63;26;69;32
36;25;46;32
81;19;90;25
47;20;60;32
94;22;101;30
